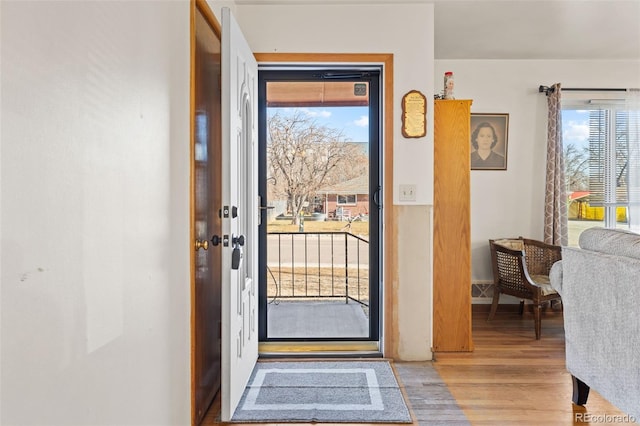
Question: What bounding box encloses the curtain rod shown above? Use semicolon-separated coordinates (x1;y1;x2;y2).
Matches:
538;85;628;95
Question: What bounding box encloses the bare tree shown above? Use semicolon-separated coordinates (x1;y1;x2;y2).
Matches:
564;142;589;192
267;110;367;224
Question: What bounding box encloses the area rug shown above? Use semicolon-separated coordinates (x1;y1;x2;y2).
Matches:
231;360;412;423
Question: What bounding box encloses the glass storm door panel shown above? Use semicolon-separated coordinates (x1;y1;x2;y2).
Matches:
257;68;382;342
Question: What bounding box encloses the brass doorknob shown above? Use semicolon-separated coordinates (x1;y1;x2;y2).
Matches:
194;239;209;251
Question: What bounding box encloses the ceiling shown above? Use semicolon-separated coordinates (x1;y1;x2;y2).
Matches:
434;0;640;60
236;0;640;60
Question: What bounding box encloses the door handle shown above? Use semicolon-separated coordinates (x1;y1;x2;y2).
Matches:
231;246;243;270
231;234;245;270
194;239;209;251
232;234;245;246
373;185;382;209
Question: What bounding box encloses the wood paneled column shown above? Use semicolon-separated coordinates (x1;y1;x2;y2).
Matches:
433;99;473;352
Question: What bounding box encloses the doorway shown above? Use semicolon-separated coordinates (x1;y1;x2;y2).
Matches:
257;66;383;351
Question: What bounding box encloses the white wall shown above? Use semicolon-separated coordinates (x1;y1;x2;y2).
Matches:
236;3;435;205
1;1;192;424
435;60;640;284
236;2;436;360
207;0;238;19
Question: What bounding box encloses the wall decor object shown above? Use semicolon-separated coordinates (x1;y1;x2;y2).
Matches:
401;90;427;138
470;113;509;170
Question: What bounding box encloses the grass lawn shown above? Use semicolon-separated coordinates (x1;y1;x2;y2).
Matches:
267;219;369;236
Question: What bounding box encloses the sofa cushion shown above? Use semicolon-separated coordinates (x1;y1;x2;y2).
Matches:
579;227;640;260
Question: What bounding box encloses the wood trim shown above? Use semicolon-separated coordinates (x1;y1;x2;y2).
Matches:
254;53;396;358
195;0;221;37
191;1;222;424
189;2;196;424
255;52;392;64
382;59;396;359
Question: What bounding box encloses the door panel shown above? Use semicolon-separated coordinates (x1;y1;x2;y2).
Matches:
220;7;258;422
192;5;222;425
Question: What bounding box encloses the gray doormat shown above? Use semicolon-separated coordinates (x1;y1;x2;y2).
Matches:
231;360;412;423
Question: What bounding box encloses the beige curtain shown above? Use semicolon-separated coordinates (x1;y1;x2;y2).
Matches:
544;83;568;245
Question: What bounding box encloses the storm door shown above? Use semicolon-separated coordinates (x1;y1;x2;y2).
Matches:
257;68;382;349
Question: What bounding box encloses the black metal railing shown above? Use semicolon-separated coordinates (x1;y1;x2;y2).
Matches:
266;231;369;306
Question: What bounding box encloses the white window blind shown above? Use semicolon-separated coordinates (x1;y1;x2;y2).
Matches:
587;109;635;207
588;107;640;228
563;89;640;231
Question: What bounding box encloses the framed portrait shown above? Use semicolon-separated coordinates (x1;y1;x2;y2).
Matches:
470;113;509;170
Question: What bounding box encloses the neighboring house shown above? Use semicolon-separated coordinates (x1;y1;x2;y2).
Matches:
317;175;369;220
568;191;591;219
568;191;628;222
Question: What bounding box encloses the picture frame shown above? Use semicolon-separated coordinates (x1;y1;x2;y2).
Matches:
470;113;509;170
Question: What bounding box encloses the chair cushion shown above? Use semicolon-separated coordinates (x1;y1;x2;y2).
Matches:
494;238;524;251
530;274;558;296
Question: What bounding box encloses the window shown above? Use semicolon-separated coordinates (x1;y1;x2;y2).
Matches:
337;194;357;205
563;93;640;245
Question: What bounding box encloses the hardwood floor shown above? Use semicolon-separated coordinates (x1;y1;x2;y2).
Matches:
435;308;631;425
202;308;632;425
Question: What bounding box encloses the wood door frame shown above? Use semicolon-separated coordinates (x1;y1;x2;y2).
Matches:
190;0;222;424
253;53;397;357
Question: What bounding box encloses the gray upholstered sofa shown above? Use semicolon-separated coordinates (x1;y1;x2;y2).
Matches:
550;227;640;419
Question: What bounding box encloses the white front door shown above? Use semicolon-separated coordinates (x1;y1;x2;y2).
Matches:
220;7;259;422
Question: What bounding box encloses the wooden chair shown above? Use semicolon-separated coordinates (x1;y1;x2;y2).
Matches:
488;238;562;339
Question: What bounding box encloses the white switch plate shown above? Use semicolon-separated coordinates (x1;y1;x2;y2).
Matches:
399;184;416;201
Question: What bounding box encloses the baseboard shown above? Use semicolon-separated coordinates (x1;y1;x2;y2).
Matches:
472;301;563;314
472;303;523;313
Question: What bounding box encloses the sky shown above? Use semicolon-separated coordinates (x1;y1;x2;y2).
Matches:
562;109;589;149
268;106;370;143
